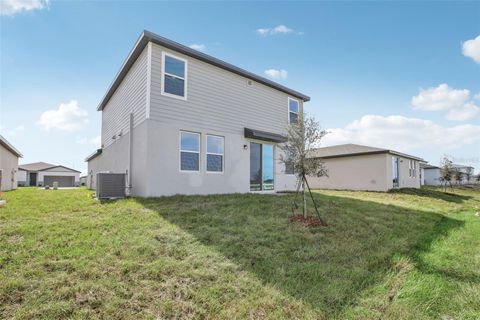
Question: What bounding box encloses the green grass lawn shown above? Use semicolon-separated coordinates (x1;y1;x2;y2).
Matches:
1;187;479;319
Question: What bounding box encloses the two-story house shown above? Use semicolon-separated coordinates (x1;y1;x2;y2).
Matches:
86;30;309;197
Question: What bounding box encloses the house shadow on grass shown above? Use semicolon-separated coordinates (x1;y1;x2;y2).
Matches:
135;192;464;317
389;187;472;203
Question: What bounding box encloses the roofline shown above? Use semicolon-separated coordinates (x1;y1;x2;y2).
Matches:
39;165;82;173
310;149;424;161
0;134;23;158
85;149;102;162
97;30;310;111
19;164;81;173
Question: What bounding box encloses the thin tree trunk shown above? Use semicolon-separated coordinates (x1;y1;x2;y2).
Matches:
303;179;307;218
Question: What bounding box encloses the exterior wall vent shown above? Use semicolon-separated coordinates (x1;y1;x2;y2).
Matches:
96;173;126;199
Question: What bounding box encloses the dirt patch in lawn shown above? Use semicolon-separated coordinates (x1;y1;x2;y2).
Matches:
288;214;327;227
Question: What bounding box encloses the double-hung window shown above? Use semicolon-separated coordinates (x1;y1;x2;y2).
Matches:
408;160;416;178
206;135;224;173
180;131;200;171
288;98;299;124
162;52;187;99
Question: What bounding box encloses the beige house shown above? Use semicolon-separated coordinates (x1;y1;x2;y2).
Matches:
307;144;423;192
0;134;23;191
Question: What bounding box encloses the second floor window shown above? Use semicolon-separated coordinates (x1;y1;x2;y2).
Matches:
162;53;187;99
289;98;299;124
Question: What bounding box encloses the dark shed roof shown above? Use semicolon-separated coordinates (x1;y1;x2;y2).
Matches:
97;30;310;111
19;162;81;173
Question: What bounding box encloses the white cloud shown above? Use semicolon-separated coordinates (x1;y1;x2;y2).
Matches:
462;35;480;63
446;102;480;121
264;69;288;80
189;44;206;51
0;0;49;16
37;100;89;131
0;125;25;136
322;115;480;152
256;25;301;36
411;83;469;111
9;125;25;136
411;83;480;121
256;28;271;36
76;135;101;147
474;92;480;100
271;25;293;34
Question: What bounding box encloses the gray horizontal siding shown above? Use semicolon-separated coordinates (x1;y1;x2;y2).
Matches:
149;43;301;135
102;46;148;148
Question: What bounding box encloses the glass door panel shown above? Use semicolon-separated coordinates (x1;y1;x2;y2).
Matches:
392;157;399;188
250;142;275;191
250;142;262;191
262;144;274;190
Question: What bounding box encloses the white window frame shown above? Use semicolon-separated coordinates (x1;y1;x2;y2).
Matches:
288;97;299;124
205;134;224;174
161;52;188;100
179;131;200;172
412;161;416;178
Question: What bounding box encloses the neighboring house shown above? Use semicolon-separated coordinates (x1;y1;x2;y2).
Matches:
0;134;23;191
453;164;475;184
423;164;476;185
86;30;308;196
423;164;441;186
307;144;423;192
18;162;81;187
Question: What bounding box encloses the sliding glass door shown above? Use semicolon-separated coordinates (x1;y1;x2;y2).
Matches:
392;156;399;188
250;142;274;191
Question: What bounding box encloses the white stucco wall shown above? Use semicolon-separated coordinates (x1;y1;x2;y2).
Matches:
88;119;297;197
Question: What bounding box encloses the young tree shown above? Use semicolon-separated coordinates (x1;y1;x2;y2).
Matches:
439;156;454;190
464;167;473;184
453;167;463;185
279;113;328;221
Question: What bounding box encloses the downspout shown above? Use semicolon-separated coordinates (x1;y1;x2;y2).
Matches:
128;112;133;195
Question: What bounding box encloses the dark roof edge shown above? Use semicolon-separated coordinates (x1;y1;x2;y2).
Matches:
38;165;82;173
0;134;23;157
97;30;310;111
85;149;102;162
311;149;424;161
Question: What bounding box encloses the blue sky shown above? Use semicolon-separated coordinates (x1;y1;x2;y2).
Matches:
1;1;479;174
